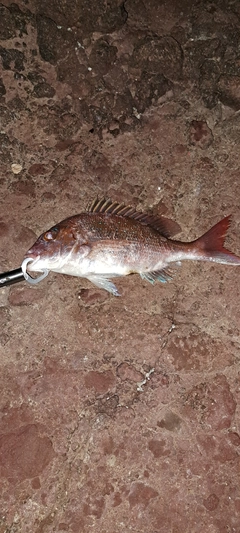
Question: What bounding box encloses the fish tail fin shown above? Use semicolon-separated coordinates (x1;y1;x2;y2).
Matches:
194;215;240;265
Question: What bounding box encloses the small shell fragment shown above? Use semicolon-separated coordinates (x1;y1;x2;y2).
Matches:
11;163;23;174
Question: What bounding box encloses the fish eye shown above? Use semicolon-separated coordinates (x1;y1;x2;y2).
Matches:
43;227;59;241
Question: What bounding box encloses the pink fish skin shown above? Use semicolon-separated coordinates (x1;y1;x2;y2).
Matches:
23;198;240;296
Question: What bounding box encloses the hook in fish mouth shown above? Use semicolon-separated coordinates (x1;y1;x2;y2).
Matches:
21;257;49;285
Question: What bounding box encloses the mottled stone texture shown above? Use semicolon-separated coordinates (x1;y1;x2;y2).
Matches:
1;0;240;532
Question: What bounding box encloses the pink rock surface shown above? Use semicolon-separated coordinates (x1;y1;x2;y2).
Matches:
0;424;55;482
1;1;240;532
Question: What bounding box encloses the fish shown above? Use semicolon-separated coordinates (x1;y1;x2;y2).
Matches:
21;197;240;296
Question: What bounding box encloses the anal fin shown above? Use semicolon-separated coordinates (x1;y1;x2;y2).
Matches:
140;262;181;284
86;275;120;296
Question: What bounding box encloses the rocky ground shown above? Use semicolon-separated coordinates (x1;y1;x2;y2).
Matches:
1;0;240;532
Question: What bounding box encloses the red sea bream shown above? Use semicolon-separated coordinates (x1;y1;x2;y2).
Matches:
21;198;240;295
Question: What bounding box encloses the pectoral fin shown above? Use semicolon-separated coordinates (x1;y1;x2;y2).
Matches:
86;275;120;296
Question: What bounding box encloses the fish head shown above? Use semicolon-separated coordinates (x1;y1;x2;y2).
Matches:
24;218;83;273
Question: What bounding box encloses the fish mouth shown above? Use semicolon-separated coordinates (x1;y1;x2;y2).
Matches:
21;256;49;285
24;255;43;272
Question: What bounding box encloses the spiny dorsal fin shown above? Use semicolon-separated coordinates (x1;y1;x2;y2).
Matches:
88;197;181;238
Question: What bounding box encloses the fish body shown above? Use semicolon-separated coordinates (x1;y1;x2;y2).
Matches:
23;198;240;295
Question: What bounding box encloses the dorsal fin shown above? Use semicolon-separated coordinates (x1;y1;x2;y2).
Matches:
88;197;181;238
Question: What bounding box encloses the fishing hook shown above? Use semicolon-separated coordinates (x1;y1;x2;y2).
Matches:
21;257;49;285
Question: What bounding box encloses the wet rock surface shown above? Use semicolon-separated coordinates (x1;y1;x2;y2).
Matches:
1;0;240;531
